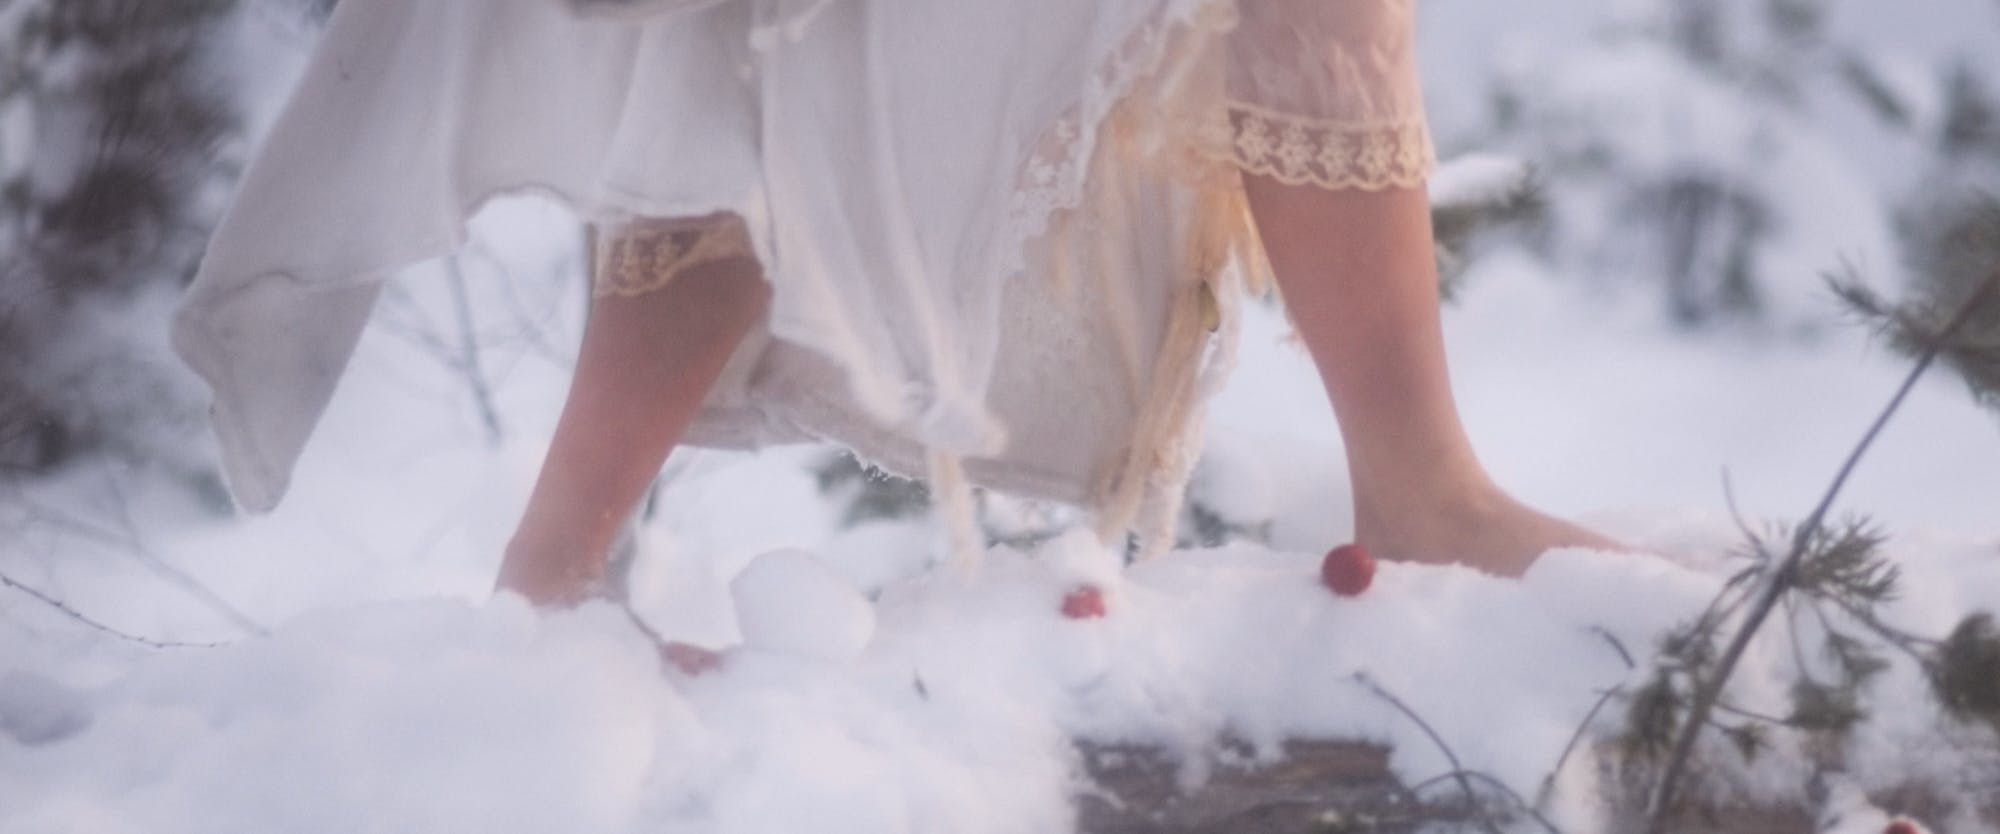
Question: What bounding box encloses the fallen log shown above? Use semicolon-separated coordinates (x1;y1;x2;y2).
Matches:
1075;739;1991;834
1076;740;1454;834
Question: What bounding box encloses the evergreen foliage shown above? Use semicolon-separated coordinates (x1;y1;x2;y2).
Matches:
1625;510;2000;820
1429;163;1548;302
1931;613;2000;734
1869;11;2000;409
1;0;243;479
1844;197;2000;413
1480;0;2000;332
1631;254;2000;826
813;453;933;528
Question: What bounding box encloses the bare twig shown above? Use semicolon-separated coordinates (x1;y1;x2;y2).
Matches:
1685;564;1763;640
2;571;227;650
371;265;512;446
444;256;504;447
13;469;268;639
1537;685;1625;812
1645;266;2000;832
1816;593;1939;663
98;470;268;638
372;288;455;356
1405;769;1566;834
1535;624;1645;810
1782;593;1813;684
467;234;580;367
1719;469;1754;543
1352;671;1530;834
1591;626;1637;670
1709;700;1793;727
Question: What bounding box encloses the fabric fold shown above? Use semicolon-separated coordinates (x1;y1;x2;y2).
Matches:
177;0;1435;549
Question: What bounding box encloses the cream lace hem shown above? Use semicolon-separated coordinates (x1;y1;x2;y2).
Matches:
1204;102;1434;191
593;213;753;298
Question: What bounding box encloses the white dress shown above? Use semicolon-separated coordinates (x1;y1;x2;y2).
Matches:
172;0;1434;550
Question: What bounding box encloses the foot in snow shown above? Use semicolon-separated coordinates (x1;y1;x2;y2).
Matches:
659;641;724;676
1355;486;1623;577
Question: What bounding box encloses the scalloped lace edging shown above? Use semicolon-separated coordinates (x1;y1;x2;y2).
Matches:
593;213;753;298
1202;103;1434;191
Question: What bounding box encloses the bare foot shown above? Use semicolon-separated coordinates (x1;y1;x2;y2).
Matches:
1355;487;1623;577
494;537;606;609
659;641;724;676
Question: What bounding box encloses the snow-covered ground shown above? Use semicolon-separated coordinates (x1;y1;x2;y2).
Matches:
4;2;1999;832
5;194;1995;831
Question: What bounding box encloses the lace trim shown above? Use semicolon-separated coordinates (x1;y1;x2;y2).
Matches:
593;213;753;298
1202;102;1434;191
1003;0;1231;281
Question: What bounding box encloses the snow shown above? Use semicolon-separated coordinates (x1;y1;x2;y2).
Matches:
1428;153;1535;210
8;512;1995;831
729;549;877;662
5;2;2000;832
0;669;88;746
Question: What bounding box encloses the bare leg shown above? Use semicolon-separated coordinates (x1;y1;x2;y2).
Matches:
497;217;768;606
1243;176;1616;576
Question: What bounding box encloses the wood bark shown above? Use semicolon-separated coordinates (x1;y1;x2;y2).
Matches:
1075;738;1991;834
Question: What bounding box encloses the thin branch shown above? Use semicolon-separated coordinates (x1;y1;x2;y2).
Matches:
1686;564;1763;641
444;256;504;447
99;469;268;638
1816;593;1939;664
1591;626;1637;670
12;494;134;549
1709;699;1792;727
1537;684;1625;812
2;571;227;650
1406;769;1566;834
1645;265;2000;832
1352;671;1511;834
1782;593;1814;685
470;234;578;367
371;289;456;356
17;474;268;639
1719;468;1753;542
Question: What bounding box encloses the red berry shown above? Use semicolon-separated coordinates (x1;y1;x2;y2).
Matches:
1061;585;1108;619
1321;543;1376;597
1885;820;1921;834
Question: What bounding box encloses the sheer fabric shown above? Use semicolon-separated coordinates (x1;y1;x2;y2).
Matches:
1218;0;1433;190
176;0;1437;551
1009;0;1433;277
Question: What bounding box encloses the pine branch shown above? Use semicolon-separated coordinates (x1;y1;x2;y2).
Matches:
1930;613;2000;732
1645;264;2000;832
1813;593;1935;667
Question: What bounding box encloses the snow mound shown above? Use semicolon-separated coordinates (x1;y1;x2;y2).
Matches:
730;548;877;662
5;533;1998;833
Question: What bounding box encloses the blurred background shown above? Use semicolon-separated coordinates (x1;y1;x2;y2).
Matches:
1;0;1997;649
